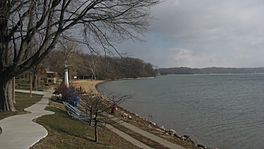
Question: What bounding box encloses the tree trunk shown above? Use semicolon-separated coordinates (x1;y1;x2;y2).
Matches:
0;78;16;112
89;108;93;126
90;68;97;80
12;77;15;104
0;1;14;112
32;70;38;90
94;112;98;142
29;73;32;97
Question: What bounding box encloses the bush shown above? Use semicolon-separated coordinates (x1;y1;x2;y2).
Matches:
54;83;80;107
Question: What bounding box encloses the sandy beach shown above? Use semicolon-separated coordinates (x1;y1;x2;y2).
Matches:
71;80;103;93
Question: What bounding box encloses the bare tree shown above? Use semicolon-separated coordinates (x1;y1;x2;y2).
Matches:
87;54;98;80
59;39;77;65
0;0;159;111
81;92;125;143
59;39;79;80
83;93;104;142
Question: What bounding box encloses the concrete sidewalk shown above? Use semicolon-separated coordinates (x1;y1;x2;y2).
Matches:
105;124;154;149
0;91;54;149
106;114;185;149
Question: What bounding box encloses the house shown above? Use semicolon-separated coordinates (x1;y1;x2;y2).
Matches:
16;67;58;87
41;70;58;85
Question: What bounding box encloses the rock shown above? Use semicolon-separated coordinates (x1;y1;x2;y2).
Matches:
121;113;132;119
181;135;190;140
160;125;166;131
148;124;153;128
197;144;206;149
0;126;2;134
149;121;156;126
181;135;195;145
168;129;176;136
122;112;128;118
173;133;181;139
128;115;132;119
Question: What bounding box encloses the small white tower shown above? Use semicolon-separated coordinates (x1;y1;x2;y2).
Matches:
64;63;69;88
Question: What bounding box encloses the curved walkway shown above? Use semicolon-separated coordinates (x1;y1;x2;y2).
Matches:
0;91;54;149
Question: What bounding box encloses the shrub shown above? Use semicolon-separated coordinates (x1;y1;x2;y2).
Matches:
54;83;80;107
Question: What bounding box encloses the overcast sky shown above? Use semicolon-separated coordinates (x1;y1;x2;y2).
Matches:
116;0;264;68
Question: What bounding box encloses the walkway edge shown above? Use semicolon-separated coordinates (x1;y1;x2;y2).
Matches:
105;124;154;149
106;114;185;149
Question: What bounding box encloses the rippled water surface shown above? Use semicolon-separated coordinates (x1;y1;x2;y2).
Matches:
98;74;264;149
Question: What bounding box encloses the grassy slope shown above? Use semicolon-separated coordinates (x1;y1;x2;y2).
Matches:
0;93;42;120
31;103;139;149
114;108;199;149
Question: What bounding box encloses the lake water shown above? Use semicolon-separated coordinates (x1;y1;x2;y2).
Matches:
98;74;264;149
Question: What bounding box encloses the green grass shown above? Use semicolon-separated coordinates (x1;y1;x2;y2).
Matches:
31;103;139;149
0;93;42;120
16;79;30;90
16;79;46;91
105;118;169;149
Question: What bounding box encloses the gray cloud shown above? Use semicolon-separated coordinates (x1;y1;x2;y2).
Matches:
117;0;264;68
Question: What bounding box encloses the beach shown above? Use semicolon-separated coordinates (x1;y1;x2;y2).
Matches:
71;80;104;93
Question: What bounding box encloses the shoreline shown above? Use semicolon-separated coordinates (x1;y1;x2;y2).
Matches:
72;79;208;149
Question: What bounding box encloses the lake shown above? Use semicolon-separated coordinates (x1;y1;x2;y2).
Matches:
98;74;264;149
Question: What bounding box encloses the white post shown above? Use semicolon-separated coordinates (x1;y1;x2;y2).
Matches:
64;66;69;88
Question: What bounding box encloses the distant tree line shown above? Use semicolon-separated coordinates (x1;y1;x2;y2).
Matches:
159;67;264;75
42;50;156;80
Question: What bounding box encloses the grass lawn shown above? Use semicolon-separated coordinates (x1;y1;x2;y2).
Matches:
16;79;47;91
31;102;139;149
0;93;42;120
16;79;30;90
